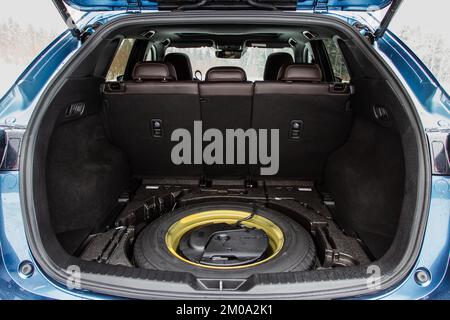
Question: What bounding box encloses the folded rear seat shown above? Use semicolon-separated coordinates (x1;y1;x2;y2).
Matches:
103;62;351;180
252;63;352;179
200;67;254;177
103;62;202;177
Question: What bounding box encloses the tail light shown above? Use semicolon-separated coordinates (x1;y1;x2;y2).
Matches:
0;128;24;171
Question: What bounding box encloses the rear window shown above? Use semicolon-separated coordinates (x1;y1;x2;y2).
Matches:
165;47;294;81
106;39;135;82
323;39;351;83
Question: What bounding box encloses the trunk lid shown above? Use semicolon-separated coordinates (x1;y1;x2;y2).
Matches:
62;0;394;11
55;0;403;40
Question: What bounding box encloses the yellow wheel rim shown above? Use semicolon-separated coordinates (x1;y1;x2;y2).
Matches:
165;209;284;269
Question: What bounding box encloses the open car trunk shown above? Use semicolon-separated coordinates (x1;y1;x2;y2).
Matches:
22;12;428;299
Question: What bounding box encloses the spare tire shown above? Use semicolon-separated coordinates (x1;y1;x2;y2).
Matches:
133;202;316;278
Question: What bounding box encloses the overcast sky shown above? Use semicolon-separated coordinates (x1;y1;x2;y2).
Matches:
0;0;448;36
0;0;68;31
389;0;450;37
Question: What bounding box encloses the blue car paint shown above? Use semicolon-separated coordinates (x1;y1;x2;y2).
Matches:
64;0;393;12
0;11;448;300
0;12;102;127
64;0;158;11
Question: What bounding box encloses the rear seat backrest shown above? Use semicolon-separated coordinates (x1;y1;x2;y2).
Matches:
103;62;202;177
253;63;352;178
200;67;253;177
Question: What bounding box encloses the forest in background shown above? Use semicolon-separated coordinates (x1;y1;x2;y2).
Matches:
397;25;449;90
0;18;59;65
0;17;448;94
0;18;60;95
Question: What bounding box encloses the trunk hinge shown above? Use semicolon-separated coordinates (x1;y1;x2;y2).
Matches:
127;0;142;13
374;0;403;40
52;0;82;39
313;0;328;13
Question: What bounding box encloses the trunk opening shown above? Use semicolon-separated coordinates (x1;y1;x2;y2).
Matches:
21;12;429;299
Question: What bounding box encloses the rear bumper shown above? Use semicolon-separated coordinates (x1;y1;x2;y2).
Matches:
0;171;448;300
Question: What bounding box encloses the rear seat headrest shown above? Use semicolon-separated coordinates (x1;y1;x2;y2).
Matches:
164;53;193;81
278;63;322;82
264;52;294;81
132;62;177;81
205;66;247;82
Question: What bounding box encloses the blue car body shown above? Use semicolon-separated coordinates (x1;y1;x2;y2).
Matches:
0;0;448;300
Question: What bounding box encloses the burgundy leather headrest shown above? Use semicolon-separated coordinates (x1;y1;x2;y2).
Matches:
205;66;247;82
263;52;294;81
278;64;322;82
164;53;193;81
132;62;177;81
